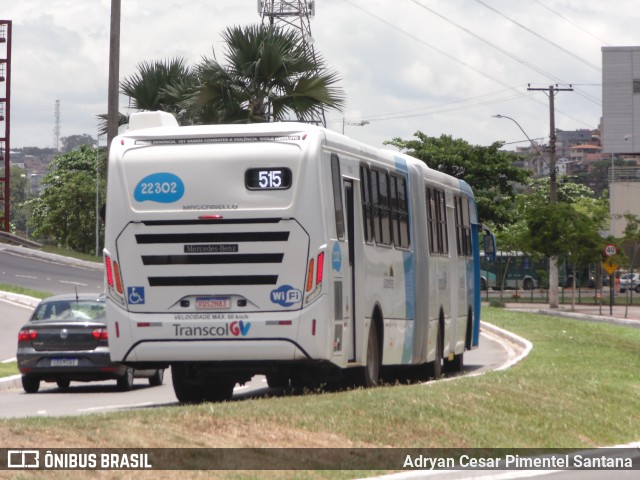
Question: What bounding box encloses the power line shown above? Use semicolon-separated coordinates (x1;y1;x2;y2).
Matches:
474;0;601;72
407;0;601;106
340;0;595;128
532;0;612;47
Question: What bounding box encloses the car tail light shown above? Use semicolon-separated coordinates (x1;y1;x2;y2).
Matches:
91;328;109;340
18;329;38;342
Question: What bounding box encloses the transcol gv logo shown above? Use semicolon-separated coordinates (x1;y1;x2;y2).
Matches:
270;285;302;307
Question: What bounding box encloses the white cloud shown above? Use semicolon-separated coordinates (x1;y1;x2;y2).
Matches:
1;0;639;149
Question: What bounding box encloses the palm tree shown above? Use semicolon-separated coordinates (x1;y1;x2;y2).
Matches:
98;57;197;133
186;24;345;124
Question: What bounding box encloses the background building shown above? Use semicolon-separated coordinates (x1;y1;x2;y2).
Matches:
602;46;640;237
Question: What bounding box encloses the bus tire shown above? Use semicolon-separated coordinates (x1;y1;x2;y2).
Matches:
360;322;381;388
429;320;444;380
203;379;235;402
171;364;204;404
266;373;289;389
523;277;534;290
444;353;464;373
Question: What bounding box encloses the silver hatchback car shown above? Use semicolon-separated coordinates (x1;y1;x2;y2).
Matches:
619;273;640;294
17;293;165;393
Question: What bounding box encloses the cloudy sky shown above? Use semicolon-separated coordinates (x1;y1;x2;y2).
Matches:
1;0;638;150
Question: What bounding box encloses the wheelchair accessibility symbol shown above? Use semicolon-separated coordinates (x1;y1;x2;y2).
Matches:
127;287;145;305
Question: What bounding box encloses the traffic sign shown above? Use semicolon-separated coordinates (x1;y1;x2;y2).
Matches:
603;257;619;275
604;244;618;257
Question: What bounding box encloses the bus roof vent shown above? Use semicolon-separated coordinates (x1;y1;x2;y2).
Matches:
128;111;179;131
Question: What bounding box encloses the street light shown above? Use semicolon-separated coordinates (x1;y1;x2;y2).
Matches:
342;118;369;134
493;113;559;308
492;114;548;169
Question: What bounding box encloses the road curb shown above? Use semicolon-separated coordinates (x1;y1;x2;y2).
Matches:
0;291;39;392
0;374;21;391
481;320;533;371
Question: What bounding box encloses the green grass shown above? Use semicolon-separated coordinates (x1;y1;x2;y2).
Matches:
40;245;102;263
1;308;638;478
0;283;51;299
0;361;18;378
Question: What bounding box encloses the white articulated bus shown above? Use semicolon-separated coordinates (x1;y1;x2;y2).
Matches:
103;111;495;402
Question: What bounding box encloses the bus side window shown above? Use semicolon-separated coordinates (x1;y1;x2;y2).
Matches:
377;170;391;245
426;187;448;255
454;196;472;257
391;175;410;249
359;165;374;244
426;188;436;254
331;154;345;240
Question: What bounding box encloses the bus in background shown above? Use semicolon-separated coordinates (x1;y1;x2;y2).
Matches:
480;251;544;291
103;111;495;403
480;252;604;291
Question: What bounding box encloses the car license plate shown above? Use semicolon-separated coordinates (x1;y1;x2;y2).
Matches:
196;297;231;309
51;358;79;367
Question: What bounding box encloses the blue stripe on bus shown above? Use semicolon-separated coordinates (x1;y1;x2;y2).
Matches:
395;156;416;363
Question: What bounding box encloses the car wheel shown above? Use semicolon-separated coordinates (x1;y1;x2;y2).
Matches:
22;375;40;394
116;367;134;391
149;369;164;387
56;379;71;389
636;285;640;294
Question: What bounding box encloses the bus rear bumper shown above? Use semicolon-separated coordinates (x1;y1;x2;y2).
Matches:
122;338;307;363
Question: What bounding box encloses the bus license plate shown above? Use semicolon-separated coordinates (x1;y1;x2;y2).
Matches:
51;358;78;367
196;297;231;309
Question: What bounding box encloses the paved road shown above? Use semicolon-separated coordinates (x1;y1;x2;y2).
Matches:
0;244;102;295
0;243;531;422
0;328;511;418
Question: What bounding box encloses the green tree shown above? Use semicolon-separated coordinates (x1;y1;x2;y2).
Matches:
99;57;196;133
112;25;345;127
29;145;106;254
385;133;530;226
185;24;345;123
61;134;96;153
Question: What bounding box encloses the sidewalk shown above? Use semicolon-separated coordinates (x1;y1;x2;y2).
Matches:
499;301;640;326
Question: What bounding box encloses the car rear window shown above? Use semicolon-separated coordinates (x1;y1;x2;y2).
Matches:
32;300;106;321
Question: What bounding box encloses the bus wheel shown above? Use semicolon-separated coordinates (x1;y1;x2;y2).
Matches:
203;379;235;402
266;373;290;389
171;364;204;404
443;353;464;373
429;322;444;380
523;278;534;290
361;322;380;388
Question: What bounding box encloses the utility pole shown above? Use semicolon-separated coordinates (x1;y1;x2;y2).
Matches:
107;0;121;152
527;84;573;308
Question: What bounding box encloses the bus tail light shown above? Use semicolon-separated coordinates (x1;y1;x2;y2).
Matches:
315;252;324;287
305;250;325;304
113;261;123;294
306;258;315;292
105;254;125;304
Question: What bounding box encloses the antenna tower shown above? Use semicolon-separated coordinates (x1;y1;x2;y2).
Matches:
257;1;325;126
53;99;60;151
